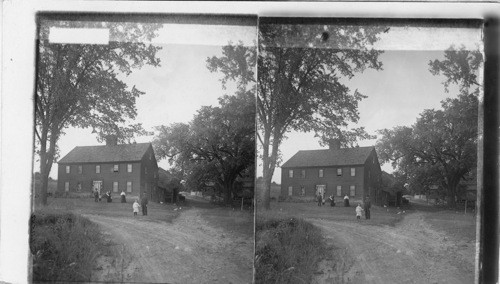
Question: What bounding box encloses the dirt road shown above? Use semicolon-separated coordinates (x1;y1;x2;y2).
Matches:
86;206;253;283
311;212;476;284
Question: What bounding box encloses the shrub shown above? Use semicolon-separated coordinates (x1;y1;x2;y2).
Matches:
255;217;327;284
30;212;105;282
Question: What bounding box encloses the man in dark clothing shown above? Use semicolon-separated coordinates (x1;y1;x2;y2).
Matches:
317;194;322;206
329;195;335;207
141;193;149;216
94;190;99;202
364;196;371;219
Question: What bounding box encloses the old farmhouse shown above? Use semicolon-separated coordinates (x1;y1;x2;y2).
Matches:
57;141;159;201
281;142;382;202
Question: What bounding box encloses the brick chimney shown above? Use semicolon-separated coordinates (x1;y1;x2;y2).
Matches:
328;139;341;150
105;135;118;146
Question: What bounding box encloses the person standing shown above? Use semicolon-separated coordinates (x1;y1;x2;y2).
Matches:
344;194;350;207
317;194;322;206
93;189;99;202
329;195;335;207
106;191;112;203
355;203;364;220
364;196;371;219
141;193;149;216
133;199;140;216
120;191;126;203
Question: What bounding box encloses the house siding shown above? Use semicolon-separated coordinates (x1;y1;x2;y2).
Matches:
280;148;382;202
56;145;159;200
57;161;142;195
281;166;365;198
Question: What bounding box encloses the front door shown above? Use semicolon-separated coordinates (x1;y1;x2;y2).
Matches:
93;181;103;195
316;185;326;198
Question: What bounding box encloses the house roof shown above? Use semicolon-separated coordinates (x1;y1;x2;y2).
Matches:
58;143;152;164
281;147;375;168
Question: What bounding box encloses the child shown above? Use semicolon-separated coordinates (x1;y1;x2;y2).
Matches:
133;199;141;216
355;203;363;220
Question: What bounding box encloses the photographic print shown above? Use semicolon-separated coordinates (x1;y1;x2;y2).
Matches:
254;18;483;284
31;14;256;283
1;3;498;283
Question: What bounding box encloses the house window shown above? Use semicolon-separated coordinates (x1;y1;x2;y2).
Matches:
289;170;293;178
288;186;293;196
336;185;342;196
78;165;82;174
301;170;306;178
113;182;118;192
66;165;70;174
300;186;305;196
127;181;132;193
319;169;324;178
350;185;356;197
65;182;70;192
96;165;100;173
127;164;132;173
337;168;342;176
351;168;356;176
113;164;119;172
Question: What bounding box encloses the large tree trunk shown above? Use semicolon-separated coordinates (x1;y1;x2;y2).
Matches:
260;130;280;210
38;126;49;206
446;177;460;209
38;125;58;206
222;177;235;205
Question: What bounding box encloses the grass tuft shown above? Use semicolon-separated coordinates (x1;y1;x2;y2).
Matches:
30;211;105;282
255;216;327;284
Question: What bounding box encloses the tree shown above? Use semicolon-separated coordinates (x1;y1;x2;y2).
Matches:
153;91;255;204
377;45;483;208
35;20;162;205
428;45;483;96
377;93;478;207
208;23;387;209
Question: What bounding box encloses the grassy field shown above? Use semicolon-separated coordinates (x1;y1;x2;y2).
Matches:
260;200;407;227
423;209;477;241
37;196;181;223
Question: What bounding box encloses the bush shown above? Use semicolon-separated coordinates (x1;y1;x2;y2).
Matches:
255;217;327;284
30;212;105;282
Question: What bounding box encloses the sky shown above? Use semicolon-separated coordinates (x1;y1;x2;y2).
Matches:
40;21;482;183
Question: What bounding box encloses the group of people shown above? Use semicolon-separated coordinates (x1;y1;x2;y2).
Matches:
316;193;372;220
93;189;127;203
91;189;149;216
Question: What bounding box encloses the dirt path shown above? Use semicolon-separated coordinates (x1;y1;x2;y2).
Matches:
311;212;476;284
85;207;253;283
